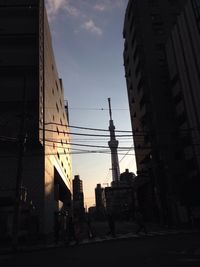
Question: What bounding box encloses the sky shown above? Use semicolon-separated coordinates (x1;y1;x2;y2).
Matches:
45;0;137;208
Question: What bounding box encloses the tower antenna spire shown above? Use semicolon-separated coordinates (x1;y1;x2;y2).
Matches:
108;98;112;120
107;98;120;185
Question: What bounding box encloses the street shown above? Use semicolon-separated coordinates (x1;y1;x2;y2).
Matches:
0;232;200;267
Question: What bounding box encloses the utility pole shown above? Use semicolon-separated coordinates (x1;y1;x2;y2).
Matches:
12;77;27;250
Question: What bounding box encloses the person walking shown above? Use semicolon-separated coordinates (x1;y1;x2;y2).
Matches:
85;213;94;239
106;213;116;237
67;215;76;244
134;209;148;235
54;212;61;244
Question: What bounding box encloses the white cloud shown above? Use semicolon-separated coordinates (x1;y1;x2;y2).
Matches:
81;20;103;36
94;4;106;12
93;0;125;12
45;0;79;21
45;0;126;20
63;3;79;17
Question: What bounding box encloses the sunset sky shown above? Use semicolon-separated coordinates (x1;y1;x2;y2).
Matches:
45;0;137;208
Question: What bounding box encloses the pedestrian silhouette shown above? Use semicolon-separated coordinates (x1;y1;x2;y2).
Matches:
73;215;81;244
134;209;148;234
54;212;61;243
67;216;76;243
106;213;116;237
85;213;94;239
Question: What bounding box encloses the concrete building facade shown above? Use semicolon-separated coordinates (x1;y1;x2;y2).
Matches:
0;0;72;240
123;0;190;224
165;0;200;221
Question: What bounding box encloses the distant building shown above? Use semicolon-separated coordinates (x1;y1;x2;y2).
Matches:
0;0;72;240
72;175;85;219
95;184;106;219
120;169;136;185
104;185;133;220
123;0;200;225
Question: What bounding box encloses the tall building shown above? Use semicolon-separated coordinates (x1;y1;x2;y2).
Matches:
107;98;120;185
72;175;84;218
123;0;194;224
0;0;72;240
95;184;106;219
165;0;200;216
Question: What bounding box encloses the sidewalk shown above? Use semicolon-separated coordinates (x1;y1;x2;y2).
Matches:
0;221;199;255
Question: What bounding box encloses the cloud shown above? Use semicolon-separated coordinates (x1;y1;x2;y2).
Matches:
45;0;79;21
93;0;125;12
94;4;106;12
81;20;103;36
63;3;79;17
45;0;126;36
45;0;126;20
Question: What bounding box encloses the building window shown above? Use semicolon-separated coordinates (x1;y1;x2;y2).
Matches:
177;112;187;125
135;60;141;77
171;73;179;86
137;78;143;92
57;127;59;135
139;95;146;110
133;45;139;61
130;15;135;32
174;91;182;105
131;31;136;49
56;103;59;113
128;1;134;20
56;80;59;91
129;83;133;91
60;99;62;108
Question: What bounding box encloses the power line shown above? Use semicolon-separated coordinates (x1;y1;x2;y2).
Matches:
119;146;134;164
44;122;132;133
66;107;128;111
40;128;133;137
45;138;136;149
45;143;132;153
43;121;200;135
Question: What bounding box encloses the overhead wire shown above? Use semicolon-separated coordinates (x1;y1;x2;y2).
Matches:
44;121;200;134
40;127;134;137
44;122;132;133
